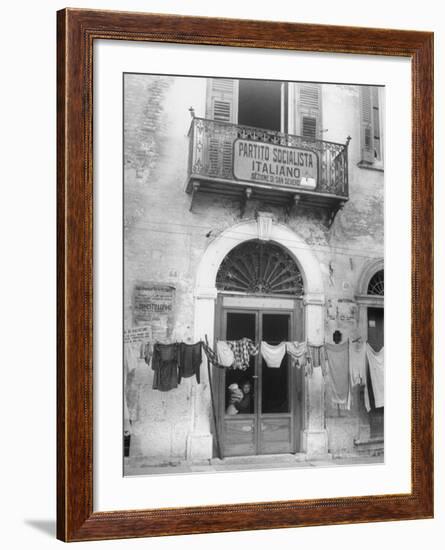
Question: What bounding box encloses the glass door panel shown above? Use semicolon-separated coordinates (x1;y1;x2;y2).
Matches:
259;312;293;454
224;312;257;416
261;313;290;414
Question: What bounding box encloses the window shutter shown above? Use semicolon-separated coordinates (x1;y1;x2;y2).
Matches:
206;78;238;122
302;116;317;140
360;86;374;163
371;87;381;161
205;78;239;178
297;84;321;140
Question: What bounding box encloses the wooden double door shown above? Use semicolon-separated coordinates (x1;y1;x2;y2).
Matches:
215;296;304;457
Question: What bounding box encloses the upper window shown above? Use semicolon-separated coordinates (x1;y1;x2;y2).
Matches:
206;78;322;140
359;86;383;168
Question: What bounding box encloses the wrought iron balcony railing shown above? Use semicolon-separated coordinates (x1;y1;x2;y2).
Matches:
186;117;349;217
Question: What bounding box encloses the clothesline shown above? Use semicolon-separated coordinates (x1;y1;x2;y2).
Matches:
124;336;384;414
202;337;384;412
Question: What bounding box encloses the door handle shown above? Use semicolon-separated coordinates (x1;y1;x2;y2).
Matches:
252;375;259;379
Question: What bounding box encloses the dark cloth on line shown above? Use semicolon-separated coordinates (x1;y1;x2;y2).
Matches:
152;343;179;391
179;342;202;384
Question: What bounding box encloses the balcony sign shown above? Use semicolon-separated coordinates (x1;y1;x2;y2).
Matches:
233;138;318;189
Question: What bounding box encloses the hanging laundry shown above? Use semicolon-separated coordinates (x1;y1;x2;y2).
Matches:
227;338;259;370
366;344;384;408
286;341;308;369
307;344;328;376
325;341;351;409
363;365;371;412
216;341;235;368
178;342;202;384
261;341;286;368
349;338;366;386
123;340;146;434
202;341;219;367
124;341;141;376
123;390;132;435
152;343;179;391
143;341;153;365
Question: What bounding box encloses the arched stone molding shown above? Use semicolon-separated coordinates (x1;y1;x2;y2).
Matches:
188;215;327;461
355;258;384;310
357;257;384;297
195;217;324;299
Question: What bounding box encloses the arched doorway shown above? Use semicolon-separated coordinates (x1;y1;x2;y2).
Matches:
188;216;328;461
215;239;305;456
356;259;384;441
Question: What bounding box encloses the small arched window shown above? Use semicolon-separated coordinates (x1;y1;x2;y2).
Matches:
216;239;304;296
367;269;384;296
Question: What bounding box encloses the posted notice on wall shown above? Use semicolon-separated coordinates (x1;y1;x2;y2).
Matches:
123;326;153;344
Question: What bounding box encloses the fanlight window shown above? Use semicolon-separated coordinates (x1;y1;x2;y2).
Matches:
216;240;304;296
367;269;384;296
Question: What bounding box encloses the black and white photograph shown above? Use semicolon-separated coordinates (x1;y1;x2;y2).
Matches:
123;74;385;476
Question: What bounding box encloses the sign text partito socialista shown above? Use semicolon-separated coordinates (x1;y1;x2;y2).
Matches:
233;139;318;188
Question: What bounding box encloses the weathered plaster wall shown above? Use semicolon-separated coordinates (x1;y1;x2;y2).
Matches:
124;75;384;462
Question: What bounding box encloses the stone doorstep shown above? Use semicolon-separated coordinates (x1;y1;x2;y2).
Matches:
125;452;324;469
353;437;384;456
210;452;312;466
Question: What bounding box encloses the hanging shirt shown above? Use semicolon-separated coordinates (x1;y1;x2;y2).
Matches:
307;344;328;376
286;342;308;369
366;344;384;408
227;338;259;370
178;342;202;384
261;341;286;368
151;343;179;391
325;341;351;410
349;339;366;386
216;341;235;368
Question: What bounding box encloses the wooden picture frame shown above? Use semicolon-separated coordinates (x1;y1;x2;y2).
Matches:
57;8;433;542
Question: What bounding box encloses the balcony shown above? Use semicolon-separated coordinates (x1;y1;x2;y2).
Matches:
185;117;350;223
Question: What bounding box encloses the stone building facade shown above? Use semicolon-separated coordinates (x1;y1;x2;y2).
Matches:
123;74;384;467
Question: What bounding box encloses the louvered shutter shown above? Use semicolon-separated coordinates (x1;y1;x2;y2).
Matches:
360;86;374;163
371;87;381;161
302;117;317;140
297;84;321;140
205;79;238;178
205;78;238;122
